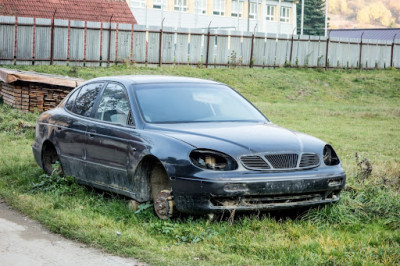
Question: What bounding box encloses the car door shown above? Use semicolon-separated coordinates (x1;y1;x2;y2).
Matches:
55;82;104;180
85;82;139;193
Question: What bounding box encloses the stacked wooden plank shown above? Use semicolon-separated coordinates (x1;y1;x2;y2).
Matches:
0;82;73;113
0;83;16;107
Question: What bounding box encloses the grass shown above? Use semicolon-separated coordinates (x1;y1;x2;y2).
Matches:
0;65;399;265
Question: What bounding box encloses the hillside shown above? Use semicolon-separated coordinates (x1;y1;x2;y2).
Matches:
329;0;400;29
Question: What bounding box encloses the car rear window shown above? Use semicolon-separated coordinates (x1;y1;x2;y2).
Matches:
72;82;104;117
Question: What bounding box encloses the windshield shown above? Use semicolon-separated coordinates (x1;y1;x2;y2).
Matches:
134;83;267;123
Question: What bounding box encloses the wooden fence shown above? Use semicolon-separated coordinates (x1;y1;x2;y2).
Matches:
1;15;399;69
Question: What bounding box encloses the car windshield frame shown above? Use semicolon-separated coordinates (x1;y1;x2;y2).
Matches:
133;82;269;124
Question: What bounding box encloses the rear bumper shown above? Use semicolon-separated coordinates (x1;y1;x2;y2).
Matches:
171;169;346;214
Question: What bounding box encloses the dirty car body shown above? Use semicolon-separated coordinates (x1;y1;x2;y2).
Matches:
32;76;346;217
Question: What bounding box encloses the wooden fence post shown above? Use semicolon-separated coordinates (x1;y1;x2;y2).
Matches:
50;9;57;65
325;33;330;70
159;18;165;67
205;21;212;68
391;34;397;68
14;15;18;64
359;32;364;70
107;15;113;66
32;18;36;65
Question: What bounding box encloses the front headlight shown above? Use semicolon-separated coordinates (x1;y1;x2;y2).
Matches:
189;149;238;171
323;145;340;166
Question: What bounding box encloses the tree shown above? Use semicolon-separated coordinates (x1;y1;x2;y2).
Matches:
297;0;327;36
356;2;393;27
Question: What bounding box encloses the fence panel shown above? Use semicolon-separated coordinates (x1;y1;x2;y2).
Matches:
253;33;266;66
53;19;69;65
188;29;204;64
394;39;400;68
133;25;146;63
265;34;277;66
377;40;391;69
205;32;216;66
0;16;15;65
307;36;320;67
229;31;241;65
35;19;51;65
175;29;189;64
86;21;101;67
16;17;34;65
293;36;307;67
276;34;290;66
341;38;359;68
242;33;252;66
215;31;229;65
69;20;84;66
148;26;160;64
161;27;175;64
117;23;133;62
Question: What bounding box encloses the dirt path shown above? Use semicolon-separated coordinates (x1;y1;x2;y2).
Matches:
0;201;143;266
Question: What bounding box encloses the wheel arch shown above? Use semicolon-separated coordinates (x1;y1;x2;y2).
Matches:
41;139;60;174
132;154;170;202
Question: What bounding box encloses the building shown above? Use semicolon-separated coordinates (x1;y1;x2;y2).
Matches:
329;28;400;41
0;0;136;24
128;0;297;35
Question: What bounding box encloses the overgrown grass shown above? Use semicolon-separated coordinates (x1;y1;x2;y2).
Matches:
0;65;399;265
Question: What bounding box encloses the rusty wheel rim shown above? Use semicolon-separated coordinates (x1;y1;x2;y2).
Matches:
154;190;174;220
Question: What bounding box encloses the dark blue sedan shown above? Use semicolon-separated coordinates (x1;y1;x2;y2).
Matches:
32;76;346;219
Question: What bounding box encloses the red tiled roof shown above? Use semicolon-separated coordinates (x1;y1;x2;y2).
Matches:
0;0;136;24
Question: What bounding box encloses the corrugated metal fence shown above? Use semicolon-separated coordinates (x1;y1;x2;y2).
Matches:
1;16;400;69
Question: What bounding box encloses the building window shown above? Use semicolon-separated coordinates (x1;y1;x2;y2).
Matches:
265;5;275;21
249;2;257;19
130;0;145;8
231;0;243;17
195;0;207;14
280;6;290;23
174;0;188;12
153;0;166;9
213;0;225;16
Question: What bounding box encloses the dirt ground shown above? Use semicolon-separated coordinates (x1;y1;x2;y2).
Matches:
0;201;143;266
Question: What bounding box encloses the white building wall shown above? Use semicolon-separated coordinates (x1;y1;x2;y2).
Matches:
131;0;296;35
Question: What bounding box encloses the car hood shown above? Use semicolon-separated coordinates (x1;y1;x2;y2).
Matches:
146;122;325;155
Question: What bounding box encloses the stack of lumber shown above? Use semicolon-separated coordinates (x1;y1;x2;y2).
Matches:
0;68;83;113
0;83;16;107
0;82;73;113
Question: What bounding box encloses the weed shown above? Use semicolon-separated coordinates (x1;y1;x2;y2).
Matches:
134;201;152;214
30;162;77;195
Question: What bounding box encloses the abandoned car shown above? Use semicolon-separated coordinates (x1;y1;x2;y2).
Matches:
32;76;346;219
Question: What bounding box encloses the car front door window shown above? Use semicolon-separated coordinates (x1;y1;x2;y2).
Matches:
73;82;104;117
95;83;131;126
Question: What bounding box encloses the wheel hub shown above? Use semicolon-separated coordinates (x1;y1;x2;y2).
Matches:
154;190;175;220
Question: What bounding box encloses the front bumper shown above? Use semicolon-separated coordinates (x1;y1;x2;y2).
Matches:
171;168;346;214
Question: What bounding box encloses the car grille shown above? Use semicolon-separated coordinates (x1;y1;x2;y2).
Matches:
240;153;320;171
240;156;270;170
265;154;298;169
299;153;320;168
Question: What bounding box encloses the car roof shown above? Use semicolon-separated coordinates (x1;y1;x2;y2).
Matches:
87;75;221;85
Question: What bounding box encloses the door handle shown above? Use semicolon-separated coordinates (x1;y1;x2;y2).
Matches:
88;129;96;139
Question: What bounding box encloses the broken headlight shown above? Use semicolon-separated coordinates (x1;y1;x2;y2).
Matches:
189;149;238;171
323;145;340;166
